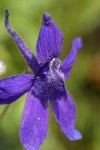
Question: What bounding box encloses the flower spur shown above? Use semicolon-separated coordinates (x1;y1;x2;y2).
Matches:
0;9;82;150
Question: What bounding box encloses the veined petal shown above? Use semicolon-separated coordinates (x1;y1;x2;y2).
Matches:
20;90;49;150
5;9;40;72
0;74;34;104
50;91;82;141
47;69;66;99
60;37;82;80
36;12;63;65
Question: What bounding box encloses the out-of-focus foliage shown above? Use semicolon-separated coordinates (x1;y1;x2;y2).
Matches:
0;0;100;150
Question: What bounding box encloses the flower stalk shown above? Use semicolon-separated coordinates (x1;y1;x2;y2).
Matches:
0;104;10;120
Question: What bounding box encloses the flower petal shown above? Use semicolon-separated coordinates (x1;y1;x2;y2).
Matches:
60;37;82;80
47;70;66;99
50;91;82;141
0;74;34;104
36;12;63;65
5;9;40;72
20;90;49;150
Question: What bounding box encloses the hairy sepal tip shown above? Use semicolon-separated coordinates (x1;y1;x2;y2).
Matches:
43;12;52;26
5;9;9;17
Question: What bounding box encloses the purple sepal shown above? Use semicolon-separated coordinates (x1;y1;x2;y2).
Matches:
20;90;49;150
5;9;40;73
36;13;63;65
50;91;82;140
60;37;82;80
0;74;34;104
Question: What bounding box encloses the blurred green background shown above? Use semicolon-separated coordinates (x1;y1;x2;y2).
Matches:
0;0;100;150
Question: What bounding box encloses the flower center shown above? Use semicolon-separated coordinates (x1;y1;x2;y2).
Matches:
33;58;65;100
48;58;64;80
49;58;61;71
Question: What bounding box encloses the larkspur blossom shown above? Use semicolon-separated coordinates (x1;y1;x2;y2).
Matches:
0;9;83;150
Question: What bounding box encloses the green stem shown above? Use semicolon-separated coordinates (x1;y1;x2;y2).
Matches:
0;105;10;120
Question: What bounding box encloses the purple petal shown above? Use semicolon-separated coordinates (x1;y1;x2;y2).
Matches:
0;74;34;104
20;90;49;150
60;37;82;80
36;12;63;65
5;9;40;72
50;91;82;141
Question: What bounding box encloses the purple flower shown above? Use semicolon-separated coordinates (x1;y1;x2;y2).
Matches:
0;9;82;150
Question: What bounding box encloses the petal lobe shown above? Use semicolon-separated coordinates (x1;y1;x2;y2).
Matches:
50;91;82;141
5;9;40;72
0;74;34;104
36;13;63;65
20;90;49;150
60;37;83;80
